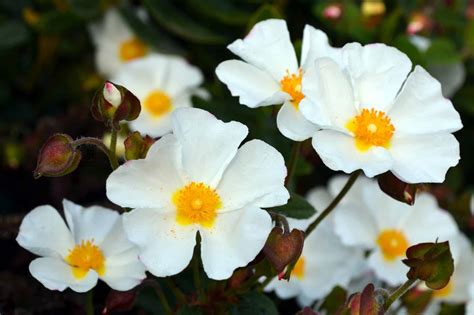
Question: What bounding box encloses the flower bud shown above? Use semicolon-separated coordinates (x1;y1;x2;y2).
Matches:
91;82;141;129
407;13;433;35
102;289;137;315
124;131;155;161
322;4;343;21
339;284;384;315
263;227;304;275
33;134;81;179
103;82;122;107
377;172;417;205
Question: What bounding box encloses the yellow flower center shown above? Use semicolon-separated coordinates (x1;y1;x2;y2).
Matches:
377;229;409;261
119;37;147;62
280;69;304;109
432;281;453;298
144;90;172;118
172;182;222;228
291;256;305;279
346;108;395;152
65;240;105;279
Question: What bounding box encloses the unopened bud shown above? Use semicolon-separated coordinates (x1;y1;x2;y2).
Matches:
407;13;433;35
323;4;343;20
34;134;81;179
263;227;304;274
103;82;122;107
124;131;155;161
378;172;417;205
102;289;137;315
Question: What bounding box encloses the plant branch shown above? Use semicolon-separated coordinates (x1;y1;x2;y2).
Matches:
85;289;93;315
384;279;418;311
285;141;302;187
72;137;117;170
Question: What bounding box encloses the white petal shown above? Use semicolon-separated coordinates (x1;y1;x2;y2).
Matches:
162;56;204;97
215;60;286;108
265;278;302;299
62;200;119;244
367;250;408;286
401;193;459;244
106;134;184;209
276;101;318;141
227;19;298;81
390;133;460;184
29;257;98;292
16;205;74;258
129;110;173;138
217;139;288;211
200;206;272;280
428;62;465;98
390;66;462;135
100;216;140;257
172;108;248;186
101;256;146;291
300;58;356;128
300;25;341;69
305;187;332;212
312;129;393;177
333;203;378;248
342;43;412;111
327;174;372;207
123;208;196;277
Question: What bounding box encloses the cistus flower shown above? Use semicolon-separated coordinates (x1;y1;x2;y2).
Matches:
106;108;289;280
216;19;340;141
111;54;207;137
333;178;459;286
16;200;146;292
89;9;150;77
300;43;462;183
265;187;364;306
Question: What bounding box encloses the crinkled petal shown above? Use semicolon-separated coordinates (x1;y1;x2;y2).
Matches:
172;108;248;187
390;66;462;135
227;19;298;81
276;101;318;141
129;110;173;138
215;60;287;108
390;133;460;184
333;203;378;248
106;134;184;209
123;208;196;277
200;206;272;280
16;205;74;258
29;257;98;292
312;129;393;177
163;56;204;97
63;200;119;245
367;250;408;286
342;43;412;111
300;58;356;128
217;139;288;211
101;253;146;291
301;25;341;70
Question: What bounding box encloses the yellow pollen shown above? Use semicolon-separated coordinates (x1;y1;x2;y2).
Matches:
291;257;305;279
119;37;147;62
346;108;395;152
172;182;222;228
432;281;453;298
144;90;172;118
280;69;304;109
377;230;409;261
65;240;105;279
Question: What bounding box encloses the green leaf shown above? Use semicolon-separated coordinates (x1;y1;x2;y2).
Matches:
0;20;29;50
68;0;101;19
143;0;227;44
185;0;251;26
464;19;474;54
176;305;204;315
391;35;424;66
247;4;282;31
425;39;461;65
233;292;278;315
267;192;316;219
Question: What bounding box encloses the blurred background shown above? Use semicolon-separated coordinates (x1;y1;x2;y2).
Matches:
0;0;473;314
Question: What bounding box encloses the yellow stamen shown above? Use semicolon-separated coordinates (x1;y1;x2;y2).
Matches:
377;229;409;261
280;69;304;109
119;38;147;62
172;182;222;228
292;257;305;279
65;240;105;279
346;108;395;152
143;90;172;118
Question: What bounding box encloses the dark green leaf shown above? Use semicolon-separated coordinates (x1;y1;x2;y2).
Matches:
176;305;204;315
0;20;29;50
425;39;461;65
68;0;101;19
234;292;278;315
268;192;316;219
247;4;282;31
185;0;251;26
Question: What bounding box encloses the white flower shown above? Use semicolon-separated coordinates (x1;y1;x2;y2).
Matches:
90;9;150;77
333;178;459;286
16;200;146;292
265;186;364;305
111;53;206;137
467;282;474;315
215;19;340;141
106;108;289;280
300;43;462;183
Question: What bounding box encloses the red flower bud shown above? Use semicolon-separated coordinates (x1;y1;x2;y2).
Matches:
263;227;304;275
377;172;417;205
124;132;155;161
33;134;81;179
322;4;343;20
102;289;137;315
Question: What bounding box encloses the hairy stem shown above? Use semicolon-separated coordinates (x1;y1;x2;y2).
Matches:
285;141;302;187
85;289;93;315
384;279;418;311
108;128;119;170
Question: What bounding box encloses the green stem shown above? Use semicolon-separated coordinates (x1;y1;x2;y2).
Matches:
108;128;119;170
165;278;186;305
269;211;290;234
285;141;302;187
85;289;94;315
384;279;418;311
305;170;362;238
145;280;172;314
193;256;205;301
72;137;116;170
